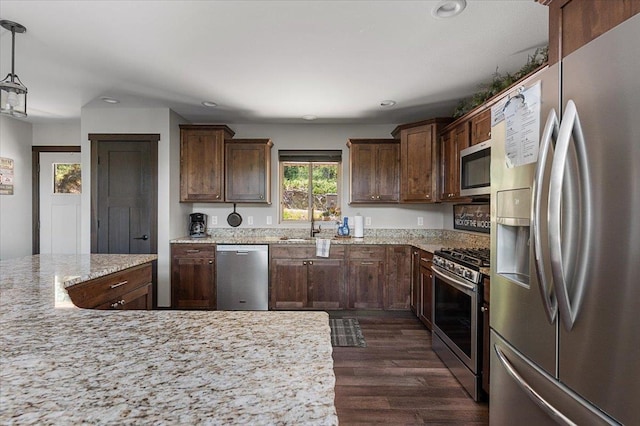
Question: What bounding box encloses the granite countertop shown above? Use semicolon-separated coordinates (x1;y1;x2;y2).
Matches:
0;254;337;425
170;231;490;255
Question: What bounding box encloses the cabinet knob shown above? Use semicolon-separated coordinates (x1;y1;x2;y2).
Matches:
208;260;213;264
303;261;307;265
260;195;264;199
309;261;313;265
215;194;220;199
481;306;488;313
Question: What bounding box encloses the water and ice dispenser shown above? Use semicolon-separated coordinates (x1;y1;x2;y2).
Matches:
496;188;531;287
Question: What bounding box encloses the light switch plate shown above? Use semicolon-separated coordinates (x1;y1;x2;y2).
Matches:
211;216;218;225
266;216;272;225
417;217;424;226
248;216;254;225
365;217;372;226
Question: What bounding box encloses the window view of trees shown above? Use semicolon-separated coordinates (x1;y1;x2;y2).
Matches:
54;163;81;194
281;162;340;221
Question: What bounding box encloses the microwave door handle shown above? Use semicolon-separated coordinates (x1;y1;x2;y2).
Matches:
532;108;559;324
548;100;593;331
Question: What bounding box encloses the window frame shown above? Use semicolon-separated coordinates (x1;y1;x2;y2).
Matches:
279;159;342;223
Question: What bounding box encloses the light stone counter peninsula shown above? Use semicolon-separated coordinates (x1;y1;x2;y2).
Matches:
0;254;338;425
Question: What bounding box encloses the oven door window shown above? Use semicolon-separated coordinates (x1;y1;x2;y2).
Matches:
434;276;473;358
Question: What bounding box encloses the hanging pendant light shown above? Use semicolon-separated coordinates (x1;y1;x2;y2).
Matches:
0;20;28;118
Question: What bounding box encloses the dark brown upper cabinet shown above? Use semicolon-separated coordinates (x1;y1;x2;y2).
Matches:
347;139;399;204
225;139;273;204
391;118;452;203
180;125;235;202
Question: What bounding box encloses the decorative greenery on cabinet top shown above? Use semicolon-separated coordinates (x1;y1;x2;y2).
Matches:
453;46;549;118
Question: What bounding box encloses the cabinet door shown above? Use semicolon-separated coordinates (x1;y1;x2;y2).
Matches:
441;123;469;201
270;258;308;309
470;109;491;145
401;125;436;202
411;249;421;315
376;142;400;202
308;259;345;309
385;246;411;310
348;139;399;203
348;259;385;309
419;263;433;330
225;139;272;203
349;142;376;202
171;257;216;309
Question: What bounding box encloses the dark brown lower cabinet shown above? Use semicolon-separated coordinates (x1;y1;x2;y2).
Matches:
418;251;433;330
410;249;421;314
67;262;154;310
171;244;216;309
347;246;385;309
270;246;346;310
385;245;412;310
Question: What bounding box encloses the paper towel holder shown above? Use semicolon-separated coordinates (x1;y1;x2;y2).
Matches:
354;214;364;238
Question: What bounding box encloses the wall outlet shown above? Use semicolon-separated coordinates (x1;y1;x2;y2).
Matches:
248;216;254;225
266;216;273;225
365;217;372;226
417;217;424;226
211;215;218;225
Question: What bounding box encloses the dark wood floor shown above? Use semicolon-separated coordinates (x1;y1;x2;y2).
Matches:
331;311;489;425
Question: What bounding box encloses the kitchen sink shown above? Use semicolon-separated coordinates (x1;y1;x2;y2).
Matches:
279;237;313;242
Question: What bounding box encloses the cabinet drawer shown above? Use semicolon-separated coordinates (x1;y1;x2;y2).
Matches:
67;263;152;309
348;245;385;259
171;244;216;258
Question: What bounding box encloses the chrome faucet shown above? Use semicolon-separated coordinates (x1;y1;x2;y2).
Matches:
310;208;321;237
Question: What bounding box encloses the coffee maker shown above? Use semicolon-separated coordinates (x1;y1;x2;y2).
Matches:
189;213;207;238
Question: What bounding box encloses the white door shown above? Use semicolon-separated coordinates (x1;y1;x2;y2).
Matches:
39;152;81;254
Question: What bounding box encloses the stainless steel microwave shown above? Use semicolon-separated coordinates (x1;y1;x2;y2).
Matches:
460;140;491;197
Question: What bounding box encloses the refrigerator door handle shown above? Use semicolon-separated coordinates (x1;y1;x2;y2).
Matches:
533;108;559;324
494;344;578;426
548;100;593;331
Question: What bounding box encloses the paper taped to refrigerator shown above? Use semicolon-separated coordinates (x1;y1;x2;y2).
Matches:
504;81;541;168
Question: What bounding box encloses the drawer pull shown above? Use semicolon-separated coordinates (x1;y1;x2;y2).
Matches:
360;261;374;265
186;249;201;253
110;280;128;289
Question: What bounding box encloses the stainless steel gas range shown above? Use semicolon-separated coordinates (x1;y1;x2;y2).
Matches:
431;247;489;402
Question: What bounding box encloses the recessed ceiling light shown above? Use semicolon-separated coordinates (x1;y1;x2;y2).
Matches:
431;0;467;19
202;101;218;107
100;96;119;104
380;100;397;107
302;115;317;121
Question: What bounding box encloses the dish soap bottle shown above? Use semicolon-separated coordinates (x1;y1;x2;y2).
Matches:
342;217;350;236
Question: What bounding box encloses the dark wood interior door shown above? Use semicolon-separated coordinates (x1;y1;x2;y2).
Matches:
90;134;158;254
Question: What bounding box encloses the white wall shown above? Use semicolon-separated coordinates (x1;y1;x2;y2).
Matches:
188;123;447;231
0;116;33;259
32;121;81;146
80;106;179;307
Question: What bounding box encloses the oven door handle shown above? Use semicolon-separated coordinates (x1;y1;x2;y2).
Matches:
432;265;477;294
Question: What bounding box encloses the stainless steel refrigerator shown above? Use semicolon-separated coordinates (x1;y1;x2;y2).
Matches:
490;15;640;425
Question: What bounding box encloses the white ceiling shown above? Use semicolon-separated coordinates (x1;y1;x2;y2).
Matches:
0;0;548;125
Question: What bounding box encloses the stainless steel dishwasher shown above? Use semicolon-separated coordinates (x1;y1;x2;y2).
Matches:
216;245;269;310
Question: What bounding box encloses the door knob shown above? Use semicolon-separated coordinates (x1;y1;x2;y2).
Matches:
133;235;149;240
